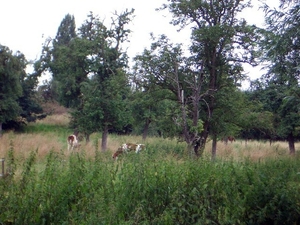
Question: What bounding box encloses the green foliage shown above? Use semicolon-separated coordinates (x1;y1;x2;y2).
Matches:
45;13;86;108
255;1;300;147
0;45;44;132
133;0;261;156
278;92;300;137
7;140;16;176
33;10;136;147
0;45;23;124
187;118;204;134
54;14;76;46
18;72;45;123
154;99;182;138
1;147;300;224
209;87;246;139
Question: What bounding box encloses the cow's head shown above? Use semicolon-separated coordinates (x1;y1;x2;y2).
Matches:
112;147;123;160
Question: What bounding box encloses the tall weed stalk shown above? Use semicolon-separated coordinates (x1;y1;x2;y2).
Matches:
0;146;299;224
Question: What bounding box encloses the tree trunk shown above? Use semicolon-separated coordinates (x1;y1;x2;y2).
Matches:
85;133;90;143
142;118;151;141
193;135;207;157
101;125;109;151
193;120;210;157
0;122;2;138
287;132;295;155
187;143;195;158
211;135;217;161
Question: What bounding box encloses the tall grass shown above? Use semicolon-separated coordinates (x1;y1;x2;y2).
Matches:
1;113;296;163
0;147;299;224
0;113;299;224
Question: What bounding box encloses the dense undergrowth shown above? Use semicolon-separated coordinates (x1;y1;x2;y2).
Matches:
0;117;300;224
1;143;300;224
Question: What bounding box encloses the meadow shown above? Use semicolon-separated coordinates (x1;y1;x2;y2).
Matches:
0;113;300;224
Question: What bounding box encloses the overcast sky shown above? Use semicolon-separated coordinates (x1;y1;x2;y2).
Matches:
1;0;277;87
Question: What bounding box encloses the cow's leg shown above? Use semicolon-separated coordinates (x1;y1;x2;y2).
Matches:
136;144;142;153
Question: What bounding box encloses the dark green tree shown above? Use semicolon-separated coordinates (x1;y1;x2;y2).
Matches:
0;45;23;136
239;85;276;143
69;80;103;143
18;68;45;123
0;46;45;133
54;14;76;45
71;10;134;150
209;86;247;160
258;0;300;154
130;65;177;140
46;14;88;108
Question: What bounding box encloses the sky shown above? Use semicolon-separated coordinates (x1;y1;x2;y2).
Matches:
1;0;277;87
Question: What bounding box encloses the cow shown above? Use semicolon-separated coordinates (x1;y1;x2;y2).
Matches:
222;136;236;145
67;134;79;151
112;143;146;160
227;136;235;143
112;147;124;160
121;143;145;153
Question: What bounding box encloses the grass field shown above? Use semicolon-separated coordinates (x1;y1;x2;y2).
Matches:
0;113;297;162
0;113;299;224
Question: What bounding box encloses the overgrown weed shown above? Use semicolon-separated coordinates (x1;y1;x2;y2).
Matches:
0;144;299;224
0;114;300;224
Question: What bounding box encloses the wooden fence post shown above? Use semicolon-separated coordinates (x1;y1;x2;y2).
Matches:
0;158;4;178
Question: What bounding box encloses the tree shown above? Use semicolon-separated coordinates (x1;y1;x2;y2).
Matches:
134;0;259;157
71;10;134;150
46;14;88;108
239;86;276;143
175;0;259;157
0;44;45;133
0;45;23;136
134;35;206;155
18;68;45;123
130;65;177;140
209;86;247;160
39;11;134;150
259;0;300;154
54;14;76;45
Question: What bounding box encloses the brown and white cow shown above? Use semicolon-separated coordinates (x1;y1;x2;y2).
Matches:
112;143;146;160
121;143;145;153
67;134;79;151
